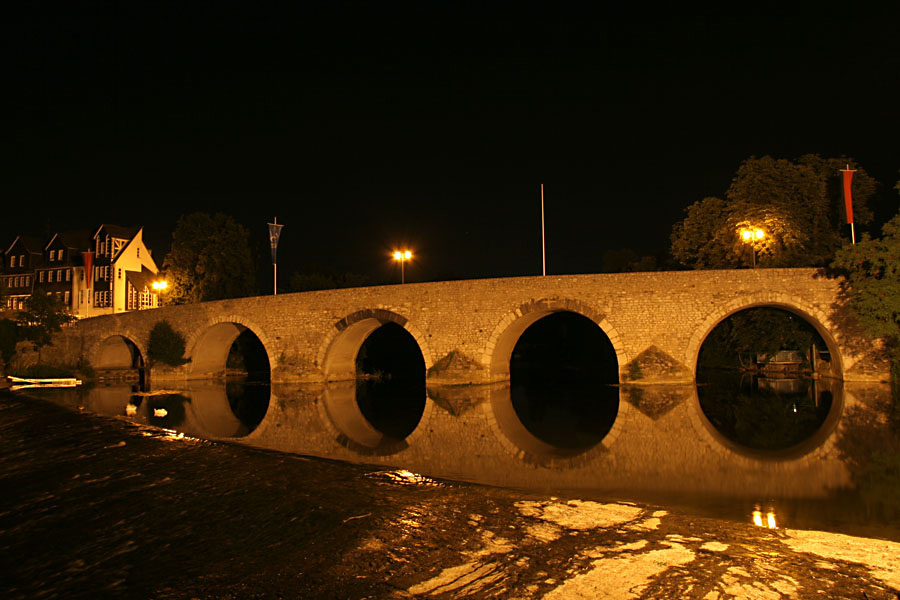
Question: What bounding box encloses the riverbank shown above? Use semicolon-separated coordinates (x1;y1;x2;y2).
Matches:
1;390;898;599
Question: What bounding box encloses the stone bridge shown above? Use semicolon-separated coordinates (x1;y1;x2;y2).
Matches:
44;268;894;497
62;268;886;385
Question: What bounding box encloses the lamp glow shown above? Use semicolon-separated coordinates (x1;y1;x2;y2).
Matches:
392;250;413;284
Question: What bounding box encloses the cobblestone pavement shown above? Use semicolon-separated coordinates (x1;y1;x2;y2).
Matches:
1;391;898;599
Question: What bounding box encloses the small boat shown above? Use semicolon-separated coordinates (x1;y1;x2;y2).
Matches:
7;375;83;389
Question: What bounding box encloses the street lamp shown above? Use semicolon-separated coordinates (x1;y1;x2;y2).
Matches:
739;228;765;268
392;250;412;284
152;280;168;306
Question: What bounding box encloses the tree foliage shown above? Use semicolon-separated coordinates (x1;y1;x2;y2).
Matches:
0;319;18;367
671;155;877;269
17;291;75;352
148;320;188;366
162;212;256;304
830;209;900;358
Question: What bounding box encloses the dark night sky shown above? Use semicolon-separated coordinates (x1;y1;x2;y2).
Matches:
4;4;899;288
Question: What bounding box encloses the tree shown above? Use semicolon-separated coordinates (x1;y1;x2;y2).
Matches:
0;319;17;368
148;320;188;366
671;155;877;269
162;212;256;304
17;291;75;354
830;208;900;360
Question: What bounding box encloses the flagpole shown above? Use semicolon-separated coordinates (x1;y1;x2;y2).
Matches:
273;217;278;295
541;184;546;276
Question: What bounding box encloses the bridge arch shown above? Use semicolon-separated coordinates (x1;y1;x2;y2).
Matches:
90;334;146;370
685;293;845;379
185;315;274;379
319;308;433;382
483;298;626;382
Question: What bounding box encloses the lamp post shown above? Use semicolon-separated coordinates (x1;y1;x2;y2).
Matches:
152;280;168;307
392;250;412;284
739;228;765;268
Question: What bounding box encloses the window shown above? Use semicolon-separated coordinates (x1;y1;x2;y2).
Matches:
79;290;84;305
94;290;110;307
8;256;13;268
137;248;140;258
18;255;24;267
49;250;55;261
39;271;44;283
64;291;70;305
25;275;31;286
66;270;71;282
58;249;64;261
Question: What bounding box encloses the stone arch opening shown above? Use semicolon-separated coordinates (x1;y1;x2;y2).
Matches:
95;335;144;370
487;302;621;457
321;310;427;453
188;322;271;435
93;335;146;388
688;297;845;381
693;304;844;458
486;299;624;382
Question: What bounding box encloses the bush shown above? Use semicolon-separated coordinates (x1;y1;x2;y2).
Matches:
10;364;77;379
0;319;17;367
148;321;188;366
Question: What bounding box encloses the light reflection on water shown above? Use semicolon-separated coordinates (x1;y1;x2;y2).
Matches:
15;374;900;541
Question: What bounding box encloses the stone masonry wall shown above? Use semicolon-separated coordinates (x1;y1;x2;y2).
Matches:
52;268;889;385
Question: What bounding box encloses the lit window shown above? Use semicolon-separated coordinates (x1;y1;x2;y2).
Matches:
39;271;45;283
18;255;24;266
66;270;71;282
64;291;70;305
48;271;54;283
59;249;64;261
25;276;31;286
49;250;54;261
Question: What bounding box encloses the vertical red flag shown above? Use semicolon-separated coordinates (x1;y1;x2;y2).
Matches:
82;252;94;288
842;168;855;224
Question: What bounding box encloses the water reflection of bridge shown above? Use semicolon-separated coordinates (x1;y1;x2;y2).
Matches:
65;375;891;503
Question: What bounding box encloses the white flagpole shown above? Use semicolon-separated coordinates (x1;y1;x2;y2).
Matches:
273;217;278;295
541;184;546;276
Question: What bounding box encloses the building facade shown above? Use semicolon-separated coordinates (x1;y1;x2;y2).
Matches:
2;225;163;318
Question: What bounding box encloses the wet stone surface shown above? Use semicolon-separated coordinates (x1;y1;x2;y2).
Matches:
1;391;898;599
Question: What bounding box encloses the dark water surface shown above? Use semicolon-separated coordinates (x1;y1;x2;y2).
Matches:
6;387;899;599
4;369;900;596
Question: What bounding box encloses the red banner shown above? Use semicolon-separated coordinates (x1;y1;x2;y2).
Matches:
842;169;855;224
82;252;94;288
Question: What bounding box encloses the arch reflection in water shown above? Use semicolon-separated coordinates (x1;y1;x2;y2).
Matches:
697;371;839;455
323;322;426;455
109;382;270;438
696;306;840;457
506;312;619;457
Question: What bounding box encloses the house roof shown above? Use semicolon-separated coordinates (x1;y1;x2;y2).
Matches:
94;224;141;241
54;230;93;250
5;235;44;256
126;266;158;292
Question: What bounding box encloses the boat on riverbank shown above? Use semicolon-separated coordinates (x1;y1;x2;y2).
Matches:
6;376;83;390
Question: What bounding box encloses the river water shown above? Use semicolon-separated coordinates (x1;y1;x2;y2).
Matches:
3;373;900;598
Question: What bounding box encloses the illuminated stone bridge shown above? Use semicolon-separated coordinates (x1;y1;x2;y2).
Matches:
48;268;892;498
65;267;885;385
